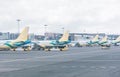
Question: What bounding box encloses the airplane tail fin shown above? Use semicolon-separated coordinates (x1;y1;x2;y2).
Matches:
14;26;29;42
101;35;107;42
115;36;120;42
92;35;99;42
59;31;69;42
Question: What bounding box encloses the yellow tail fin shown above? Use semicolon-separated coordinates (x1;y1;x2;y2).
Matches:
14;26;29;42
101;35;107;42
115;36;120;42
92;35;99;42
59;31;69;42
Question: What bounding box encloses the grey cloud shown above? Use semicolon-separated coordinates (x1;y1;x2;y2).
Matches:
0;0;120;34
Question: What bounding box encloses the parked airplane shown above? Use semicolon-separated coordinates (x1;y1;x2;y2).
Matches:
86;34;99;46
111;36;120;46
50;31;70;45
98;35;110;48
0;26;31;51
78;34;99;47
40;31;71;51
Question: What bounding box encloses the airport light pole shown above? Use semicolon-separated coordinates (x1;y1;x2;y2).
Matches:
62;27;64;33
44;25;48;39
44;25;47;34
17;19;21;33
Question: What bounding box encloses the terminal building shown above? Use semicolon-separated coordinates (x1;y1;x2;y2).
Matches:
44;32;119;41
0;32;119;41
69;33;116;41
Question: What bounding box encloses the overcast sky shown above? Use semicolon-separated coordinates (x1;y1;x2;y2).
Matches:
0;0;120;35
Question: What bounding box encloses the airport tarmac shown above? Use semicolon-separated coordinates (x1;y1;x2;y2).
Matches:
0;46;120;77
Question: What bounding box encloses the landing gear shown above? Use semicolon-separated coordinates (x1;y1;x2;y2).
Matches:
101;45;110;49
11;48;16;51
60;49;63;51
22;46;31;51
44;48;51;51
